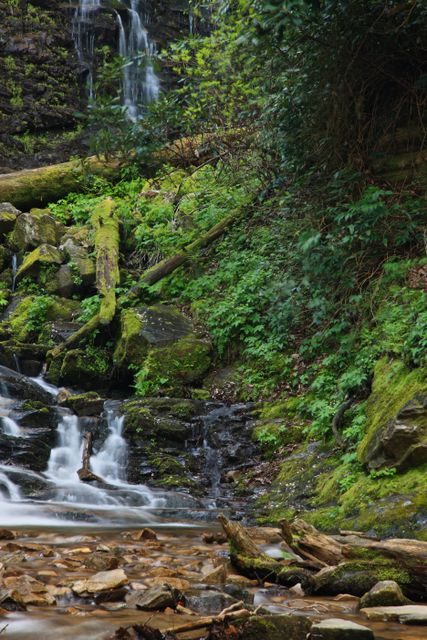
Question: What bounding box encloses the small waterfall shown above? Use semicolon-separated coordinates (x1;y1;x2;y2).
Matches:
11;254;18;292
90;403;127;482
2;416;22;437
46;413;83;482
72;0;102;99
0;472;21;501
72;0;159;118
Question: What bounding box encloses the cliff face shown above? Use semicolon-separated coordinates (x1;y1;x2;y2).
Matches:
0;0;190;171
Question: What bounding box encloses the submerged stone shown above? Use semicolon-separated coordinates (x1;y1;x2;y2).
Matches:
125;584;180;610
361;604;427;624
309;618;374;639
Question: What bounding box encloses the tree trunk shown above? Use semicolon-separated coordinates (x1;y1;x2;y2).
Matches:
77;432;102;482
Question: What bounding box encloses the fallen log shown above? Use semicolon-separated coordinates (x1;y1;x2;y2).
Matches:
218;515;314;590
130;211;242;296
0;130;250;210
49;197;119;358
77;432;103;482
164;601;250;635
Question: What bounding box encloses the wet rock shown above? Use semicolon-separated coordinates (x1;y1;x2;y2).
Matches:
361;604;427;624
201;564;227;584
147;577;190;591
186;590;238;614
360;580;409;608
309;618;374;639
72;569;128;595
84;553;120;571
4;574;55;606
130;528;158;541
0;366;53;404
11;210;64;251
61;392;105;417
94;587;128;604
125;584;181;611
242;614;312;640
314;561;412;597
16;244;63;281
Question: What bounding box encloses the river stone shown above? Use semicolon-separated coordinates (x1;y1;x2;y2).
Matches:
72;569;128;595
242;614;312;640
125;584;181;610
186;590;238;614
313;560;411;597
309;618;374;639
361;605;427;624
11;210;64;251
16;244;63;280
360;580;408;608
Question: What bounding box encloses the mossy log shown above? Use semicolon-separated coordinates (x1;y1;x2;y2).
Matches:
0;130;249;211
218;515;314;590
49;198;119;358
131;212;242;295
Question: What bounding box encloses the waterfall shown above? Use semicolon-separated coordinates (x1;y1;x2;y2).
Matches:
1;416;22;437
90;404;127;482
11;254;17;292
46;413;83;482
0;472;21;501
72;0;102;99
72;0;159;119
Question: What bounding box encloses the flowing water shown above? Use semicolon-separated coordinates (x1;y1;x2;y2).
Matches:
11;253;18;292
73;0;159;118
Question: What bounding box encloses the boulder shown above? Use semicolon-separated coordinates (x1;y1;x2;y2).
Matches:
314;560;412;597
242;614;312;640
60;232;96;286
8;296;81;343
16;244;63;281
358;359;427;470
0;212;17;234
360;580;409;608
0;366;53;404
11;209;64;251
48;264;75;297
60;392;105;416
309;618;374;639
361;604;427;624
113;305;211;393
72;569;128;595
125;584;180;610
47;348;110;389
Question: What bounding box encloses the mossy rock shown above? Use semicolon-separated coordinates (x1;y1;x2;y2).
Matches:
314;560;412;597
61;392;104;416
122;399;195;442
10;210;64;250
47;348;111;389
241;614;312;640
0;245;7;271
8;295;80;343
0;211;17;234
60;229;96;286
357;358;427;470
16;244;63;281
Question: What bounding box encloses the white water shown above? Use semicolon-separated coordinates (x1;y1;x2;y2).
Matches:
11;253;18;292
2;416;22;437
0;388;22;437
90;407;127;482
30;375;59;397
73;0;159;118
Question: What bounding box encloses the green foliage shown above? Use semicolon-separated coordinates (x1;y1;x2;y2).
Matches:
78;295;101;323
27;295;53;333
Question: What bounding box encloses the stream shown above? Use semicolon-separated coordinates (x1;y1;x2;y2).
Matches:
0;365;425;639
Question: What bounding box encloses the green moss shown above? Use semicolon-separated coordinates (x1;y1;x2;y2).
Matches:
113;308;148;367
9;296;34;342
357;358;427;464
257;397;302;420
16;244;62;280
91;197;119;324
134;335;211;396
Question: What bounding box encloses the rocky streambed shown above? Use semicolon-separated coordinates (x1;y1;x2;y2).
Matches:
0;524;426;640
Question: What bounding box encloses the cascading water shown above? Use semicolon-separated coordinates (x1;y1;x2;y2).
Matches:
46;412;83;483
0;382;22;437
73;0;159;119
11;254;17;292
90;403;127;482
72;0;102;98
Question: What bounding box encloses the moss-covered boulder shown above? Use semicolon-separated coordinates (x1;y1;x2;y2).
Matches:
47;348;110;389
359;580;409;608
61;392;105;416
0;211;17;234
357;359;427;471
241;614;312;640
114;305;211;394
314;560;412;597
122;398;199;441
11;209;64;250
8;296;80;343
16;244;63;281
60;230;96;286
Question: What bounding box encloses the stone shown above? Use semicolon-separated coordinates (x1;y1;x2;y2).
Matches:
71;569;128;595
0;211;17;234
360;580;409;608
113;304;211;392
48;348;110;389
0;529;15;540
16;244;63;281
0;365;53;404
61;392;105;417
242;614;312;640
11;210;64;251
314;560;412;597
309;618;374;639
186;590;238;614
130;527;157;541
49;264;75;297
202;564;227;584
84;554;119;571
358;359;427;470
361;604;427;624
60;233;96;286
0;202;20;215
147;576;190;591
4;574;55;607
125;584;180;610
